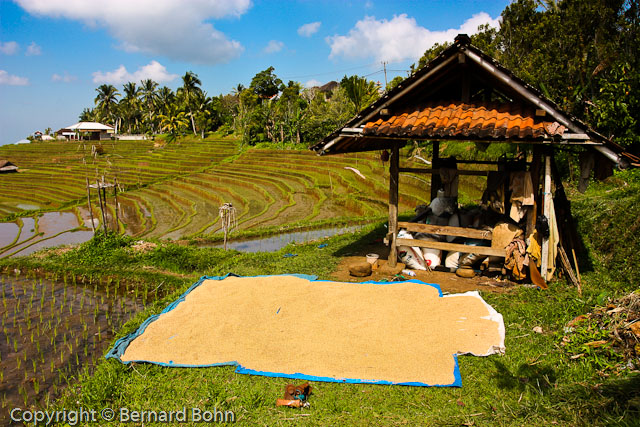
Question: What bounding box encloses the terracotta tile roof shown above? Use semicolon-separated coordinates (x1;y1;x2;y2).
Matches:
362;102;566;140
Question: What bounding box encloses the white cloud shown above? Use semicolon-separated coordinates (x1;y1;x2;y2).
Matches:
51;72;77;83
92;60;178;84
304;79;323;88
0;41;19;55
263;40;283;54
327;12;500;62
298;21;321;37
15;0;251;64
0;70;29;85
25;41;42;56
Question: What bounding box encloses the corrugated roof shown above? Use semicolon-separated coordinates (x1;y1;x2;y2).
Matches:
362;102;566;140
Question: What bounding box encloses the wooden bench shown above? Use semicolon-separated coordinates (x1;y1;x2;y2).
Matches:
395;222;507;258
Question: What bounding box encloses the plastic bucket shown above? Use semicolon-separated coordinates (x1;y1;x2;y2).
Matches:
366;253;380;270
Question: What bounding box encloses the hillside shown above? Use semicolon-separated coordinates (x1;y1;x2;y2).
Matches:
0;137;450;254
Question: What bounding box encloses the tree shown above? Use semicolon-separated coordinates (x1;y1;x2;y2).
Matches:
158;104;189;143
140;79;158;133
340;75;379;115
157;86;175;117
94;84;120;129
277;81;307;144
121;82;142;133
177;71;203;136
386;76;405;92
79;108;95;122
250;66;283;100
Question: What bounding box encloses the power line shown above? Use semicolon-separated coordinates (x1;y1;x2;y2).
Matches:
280;62;378;80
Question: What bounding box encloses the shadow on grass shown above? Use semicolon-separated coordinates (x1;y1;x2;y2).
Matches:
332;213;418;259
492;360;557;393
554;373;640;425
332;222;389;258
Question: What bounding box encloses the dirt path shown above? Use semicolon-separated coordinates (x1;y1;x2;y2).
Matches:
331;244;514;294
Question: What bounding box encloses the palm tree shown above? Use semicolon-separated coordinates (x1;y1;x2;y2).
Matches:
158;104;189;143
94;84;120;129
79;108;95;122
193;91;218;139
140;79;158;133
157;86;176;117
177;71;203;136
121;82;141;133
340;75;378;115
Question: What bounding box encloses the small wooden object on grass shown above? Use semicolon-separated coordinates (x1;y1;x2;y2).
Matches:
572;249;582;296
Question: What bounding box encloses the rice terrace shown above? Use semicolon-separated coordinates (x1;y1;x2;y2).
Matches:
2;1;640;426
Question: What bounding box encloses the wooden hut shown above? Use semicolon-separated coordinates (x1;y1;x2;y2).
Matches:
311;34;639;283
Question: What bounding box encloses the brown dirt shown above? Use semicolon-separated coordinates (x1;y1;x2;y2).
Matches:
331;241;515;294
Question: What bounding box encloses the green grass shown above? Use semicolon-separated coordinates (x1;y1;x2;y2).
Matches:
2;182;636;425
3;141;639;425
24;234;634;426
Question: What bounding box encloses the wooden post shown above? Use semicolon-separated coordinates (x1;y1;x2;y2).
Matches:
113;179;119;234
96;180;108;234
540;155;552;280
86;177;95;233
526;146;542;238
430;141;440;201
388;144;400;267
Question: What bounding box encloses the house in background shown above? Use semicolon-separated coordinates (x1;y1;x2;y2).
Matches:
0;160;19;173
57;122;115;141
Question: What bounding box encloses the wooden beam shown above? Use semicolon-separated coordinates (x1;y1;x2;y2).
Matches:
395;238;506;257
388;144;400;267
526;146;542;238
540;155;552;280
398;222;492;240
399;167;489;177
430;141;440;201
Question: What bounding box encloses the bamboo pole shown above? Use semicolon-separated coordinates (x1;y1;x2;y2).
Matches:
113;178;119;234
572;249;582;296
388;144;399;267
96;180;108;234
540;155;552;280
85;177;95;233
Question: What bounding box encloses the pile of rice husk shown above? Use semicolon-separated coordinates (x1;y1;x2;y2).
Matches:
118;275;505;385
562;292;640;371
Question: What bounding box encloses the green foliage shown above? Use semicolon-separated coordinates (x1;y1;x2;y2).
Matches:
45;219;640;426
249;66;283;100
409;0;640;149
142;245;230;274
340;74;380;115
386;75;404;91
157;105;189;142
587;62;640;149
58;231;134;267
94;84;120;126
571;169;640;285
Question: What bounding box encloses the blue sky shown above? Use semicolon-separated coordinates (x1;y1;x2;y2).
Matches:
0;0;509;145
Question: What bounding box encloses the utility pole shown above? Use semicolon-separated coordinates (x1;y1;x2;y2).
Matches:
382;61;388;89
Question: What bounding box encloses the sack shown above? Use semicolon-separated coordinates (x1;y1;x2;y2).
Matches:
397;229;427;270
445;251;460;269
421;247;441;268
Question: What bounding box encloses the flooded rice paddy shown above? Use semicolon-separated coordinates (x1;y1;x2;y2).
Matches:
0;274;143;424
203;224;364;252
